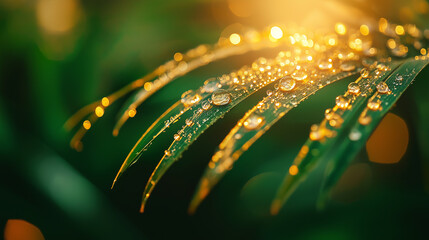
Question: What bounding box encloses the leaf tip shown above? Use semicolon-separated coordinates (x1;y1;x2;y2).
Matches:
270;199;281;215
112;129;119;137
110;179;117;189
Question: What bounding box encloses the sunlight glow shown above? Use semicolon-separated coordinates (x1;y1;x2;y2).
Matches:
229;33;241;45
270;26;284;40
335;23;346;35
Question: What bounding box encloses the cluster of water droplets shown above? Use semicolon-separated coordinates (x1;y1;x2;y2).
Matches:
86;18;429;212
189;19;429;212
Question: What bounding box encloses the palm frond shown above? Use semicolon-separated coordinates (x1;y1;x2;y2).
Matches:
67;17;429;213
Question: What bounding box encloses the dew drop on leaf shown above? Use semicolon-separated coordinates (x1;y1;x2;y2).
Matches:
376;82;390;94
339;62;356;72
335;95;350;109
211;89;231;106
278;77;296;92
291;70;308;81
243;114;264;130
202;78;220;93
367;100;381;111
181;90;201;107
347;82;360;94
309;124;324;141
360;68;370;78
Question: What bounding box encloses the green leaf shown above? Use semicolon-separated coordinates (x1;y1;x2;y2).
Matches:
111;100;187;187
270;60;402;214
67;39;278;148
189;69;359;213
138;59;289;211
317;57;429;207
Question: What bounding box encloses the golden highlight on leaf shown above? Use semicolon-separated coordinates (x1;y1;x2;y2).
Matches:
65;16;429;213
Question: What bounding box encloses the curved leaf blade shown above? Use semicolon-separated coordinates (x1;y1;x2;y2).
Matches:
189;69;359;213
317;57;429;207
139;53;304;211
270;60;402;214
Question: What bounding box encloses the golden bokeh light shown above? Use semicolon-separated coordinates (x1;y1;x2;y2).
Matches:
366;113;409;164
379;18;388;33
4;219;45;240
270;26;283;40
95;106;104;117
387;39;397;49
36;0;80;34
83;120;91;130
128;109;137;118
229;33;241;45
174;52;183;62
360;24;369;36
144;82;152;91
335;23;347;35
395;25;405;35
101;97;110;107
288;165;298;175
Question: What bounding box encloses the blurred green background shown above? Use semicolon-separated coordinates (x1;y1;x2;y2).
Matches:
1;0;429;239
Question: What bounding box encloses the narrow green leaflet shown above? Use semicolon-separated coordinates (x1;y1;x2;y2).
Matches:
111;41;267;135
68;34;282;148
270;60;401;214
189;67;360;213
317;57;429;207
138;54;299;211
112;100;187;187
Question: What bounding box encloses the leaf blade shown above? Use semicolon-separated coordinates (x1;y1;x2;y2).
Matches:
317;57;429;207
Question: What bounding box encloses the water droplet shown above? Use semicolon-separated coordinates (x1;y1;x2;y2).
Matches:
396;75;403;81
164;150;171;156
202;101;211;110
391;44;408;57
211;89;231;106
360;68;370;78
362;58;377;68
185;118;194;127
95;106;104;117
243;114;264;130
367;100;381;111
291;70;308;81
340;62;356;72
349;129;361;141
336;95;350;109
376;82;390;94
202;78;220;93
181;90;201;107
359;113;372;125
324;108;334;120
83;120;91;130
347;82;360;95
329;117;344;128
266;90;273;96
376;63;389;71
278;77;296;92
364;47;378;57
174;134;182;141
309;124;324;141
324;109;343;127
318;60;333;70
